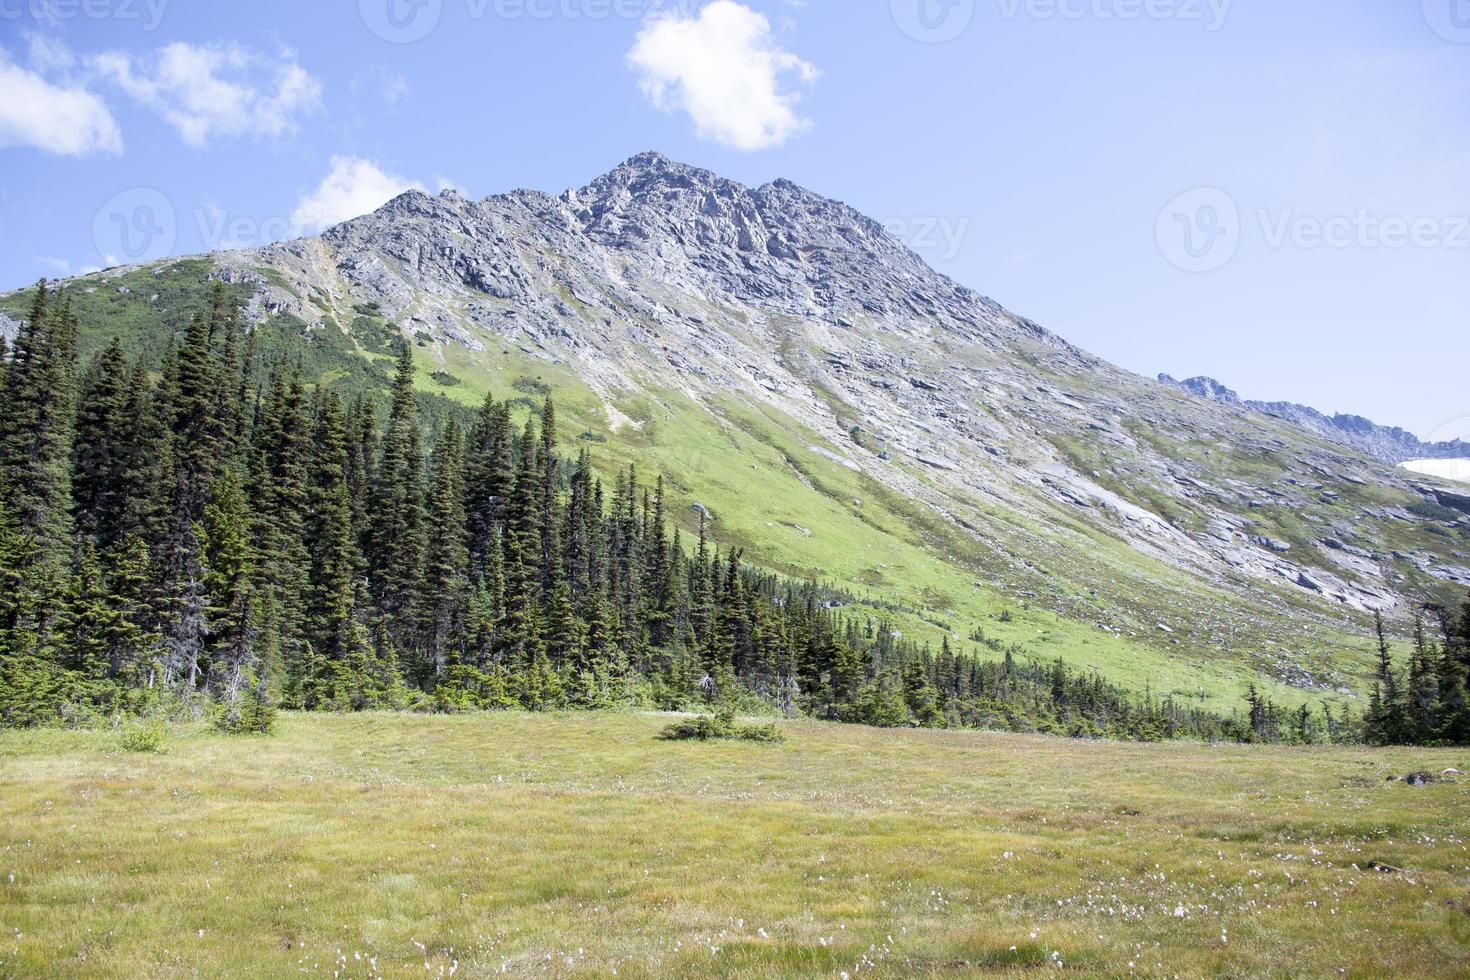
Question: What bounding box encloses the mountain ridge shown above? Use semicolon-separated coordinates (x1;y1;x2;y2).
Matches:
6;151;1469;707
1159;373;1469;464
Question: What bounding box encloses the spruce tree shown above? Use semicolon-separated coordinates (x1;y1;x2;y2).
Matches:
0;281;77;570
304;389;364;707
367;342;425;649
1367;611;1406;744
421;420;470;681
252;368;312;698
505;416;542;595
201;469;257;707
57;540;115;679
72;339;133;549
1437;601;1470;743
537;396;561;597
464;393;511;575
103;533;157;684
1407;615;1440;743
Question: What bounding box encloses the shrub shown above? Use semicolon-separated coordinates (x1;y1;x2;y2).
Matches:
213;688;277;735
843;680;912;728
116;718;167;753
659;705;784;743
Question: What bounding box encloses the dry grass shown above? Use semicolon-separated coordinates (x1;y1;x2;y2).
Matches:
2;712;1468;977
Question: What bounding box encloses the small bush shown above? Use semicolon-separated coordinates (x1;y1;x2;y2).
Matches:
117;719;167;753
659;705;784;743
212;688;277;735
1408;500;1463;523
512;376;551;396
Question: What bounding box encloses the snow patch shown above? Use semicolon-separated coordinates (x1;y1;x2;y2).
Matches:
1401;458;1470;484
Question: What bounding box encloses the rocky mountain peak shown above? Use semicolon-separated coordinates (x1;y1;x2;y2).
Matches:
1158;375;1245;406
19;151;1470;677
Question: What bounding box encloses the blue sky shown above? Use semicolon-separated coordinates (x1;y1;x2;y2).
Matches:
1;0;1467;440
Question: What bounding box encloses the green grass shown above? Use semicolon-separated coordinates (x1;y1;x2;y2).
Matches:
2;712;1468;977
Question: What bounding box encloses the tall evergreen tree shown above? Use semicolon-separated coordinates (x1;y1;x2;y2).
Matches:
201;469;257;707
421;420;470;680
304;390;366;707
72;338;133;549
0;281;77;569
464;393;511;575
251;368;312;697
367;342;425;648
1366;611;1407;744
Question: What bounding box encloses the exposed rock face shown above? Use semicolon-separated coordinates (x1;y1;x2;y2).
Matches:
94;151;1466;667
1159;374;1469;464
1159;375;1244;407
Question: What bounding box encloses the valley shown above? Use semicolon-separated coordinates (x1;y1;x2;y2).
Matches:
1;711;1467;977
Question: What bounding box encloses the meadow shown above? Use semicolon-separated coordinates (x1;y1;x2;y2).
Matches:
2;712;1468;977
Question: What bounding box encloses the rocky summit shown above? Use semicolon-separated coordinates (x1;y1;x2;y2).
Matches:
11;152;1470;702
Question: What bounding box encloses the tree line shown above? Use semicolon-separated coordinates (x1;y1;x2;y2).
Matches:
1;279;1465;745
1361;607;1470;746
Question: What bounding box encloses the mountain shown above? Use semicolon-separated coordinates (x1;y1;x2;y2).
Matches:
1159;374;1470;464
5;151;1468;710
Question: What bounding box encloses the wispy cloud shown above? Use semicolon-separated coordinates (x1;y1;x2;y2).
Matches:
91;42;322;148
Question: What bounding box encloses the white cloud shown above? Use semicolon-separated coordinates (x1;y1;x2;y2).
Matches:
627;0;818;151
348;66;409;108
0;51;121;156
91;42;322;148
26;33;75;73
291;156;425;233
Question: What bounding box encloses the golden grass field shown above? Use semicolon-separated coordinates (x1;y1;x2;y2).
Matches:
2;712;1468;977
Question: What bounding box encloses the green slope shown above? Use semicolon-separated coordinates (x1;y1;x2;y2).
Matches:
0;259;1386;714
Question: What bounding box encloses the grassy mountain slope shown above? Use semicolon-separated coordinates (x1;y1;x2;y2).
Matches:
4;155;1467;716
